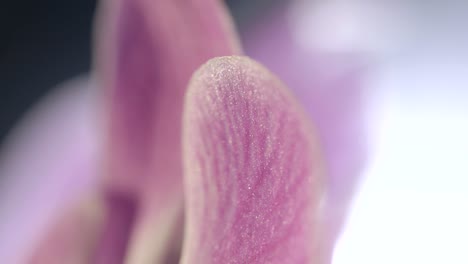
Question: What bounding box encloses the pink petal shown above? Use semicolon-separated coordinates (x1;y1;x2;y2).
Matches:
28;197;105;264
0;78;99;263
242;6;370;257
93;0;241;262
181;56;328;263
95;0;241;192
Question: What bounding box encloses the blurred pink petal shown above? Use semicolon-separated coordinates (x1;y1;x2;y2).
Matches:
93;0;241;262
0;77;99;263
95;0;241;193
181;56;328;263
28;196;105;264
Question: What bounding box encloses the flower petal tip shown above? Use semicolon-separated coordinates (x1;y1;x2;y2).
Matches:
182;56;327;263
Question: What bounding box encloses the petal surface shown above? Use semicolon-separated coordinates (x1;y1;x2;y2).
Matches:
182;56;327;263
242;6;370;258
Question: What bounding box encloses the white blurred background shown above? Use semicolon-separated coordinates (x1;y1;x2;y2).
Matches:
289;1;468;263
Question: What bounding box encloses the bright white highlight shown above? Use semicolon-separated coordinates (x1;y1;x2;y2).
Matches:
333;95;468;263
290;1;468;262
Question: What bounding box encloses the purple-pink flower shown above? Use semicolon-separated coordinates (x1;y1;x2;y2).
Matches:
0;0;367;263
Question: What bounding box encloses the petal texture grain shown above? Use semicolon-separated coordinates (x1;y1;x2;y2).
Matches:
243;9;370;260
182;56;326;263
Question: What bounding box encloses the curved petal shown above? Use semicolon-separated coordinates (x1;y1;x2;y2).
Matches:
181;56;328;263
242;5;370;257
93;0;241;262
95;0;241;192
0;77;100;263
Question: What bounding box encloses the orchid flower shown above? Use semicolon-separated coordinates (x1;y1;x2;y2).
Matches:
0;0;367;263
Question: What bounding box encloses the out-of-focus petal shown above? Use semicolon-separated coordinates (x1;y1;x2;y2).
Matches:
0;77;99;263
95;0;241;192
28;197;105;264
181;56;327;263
93;0;241;262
